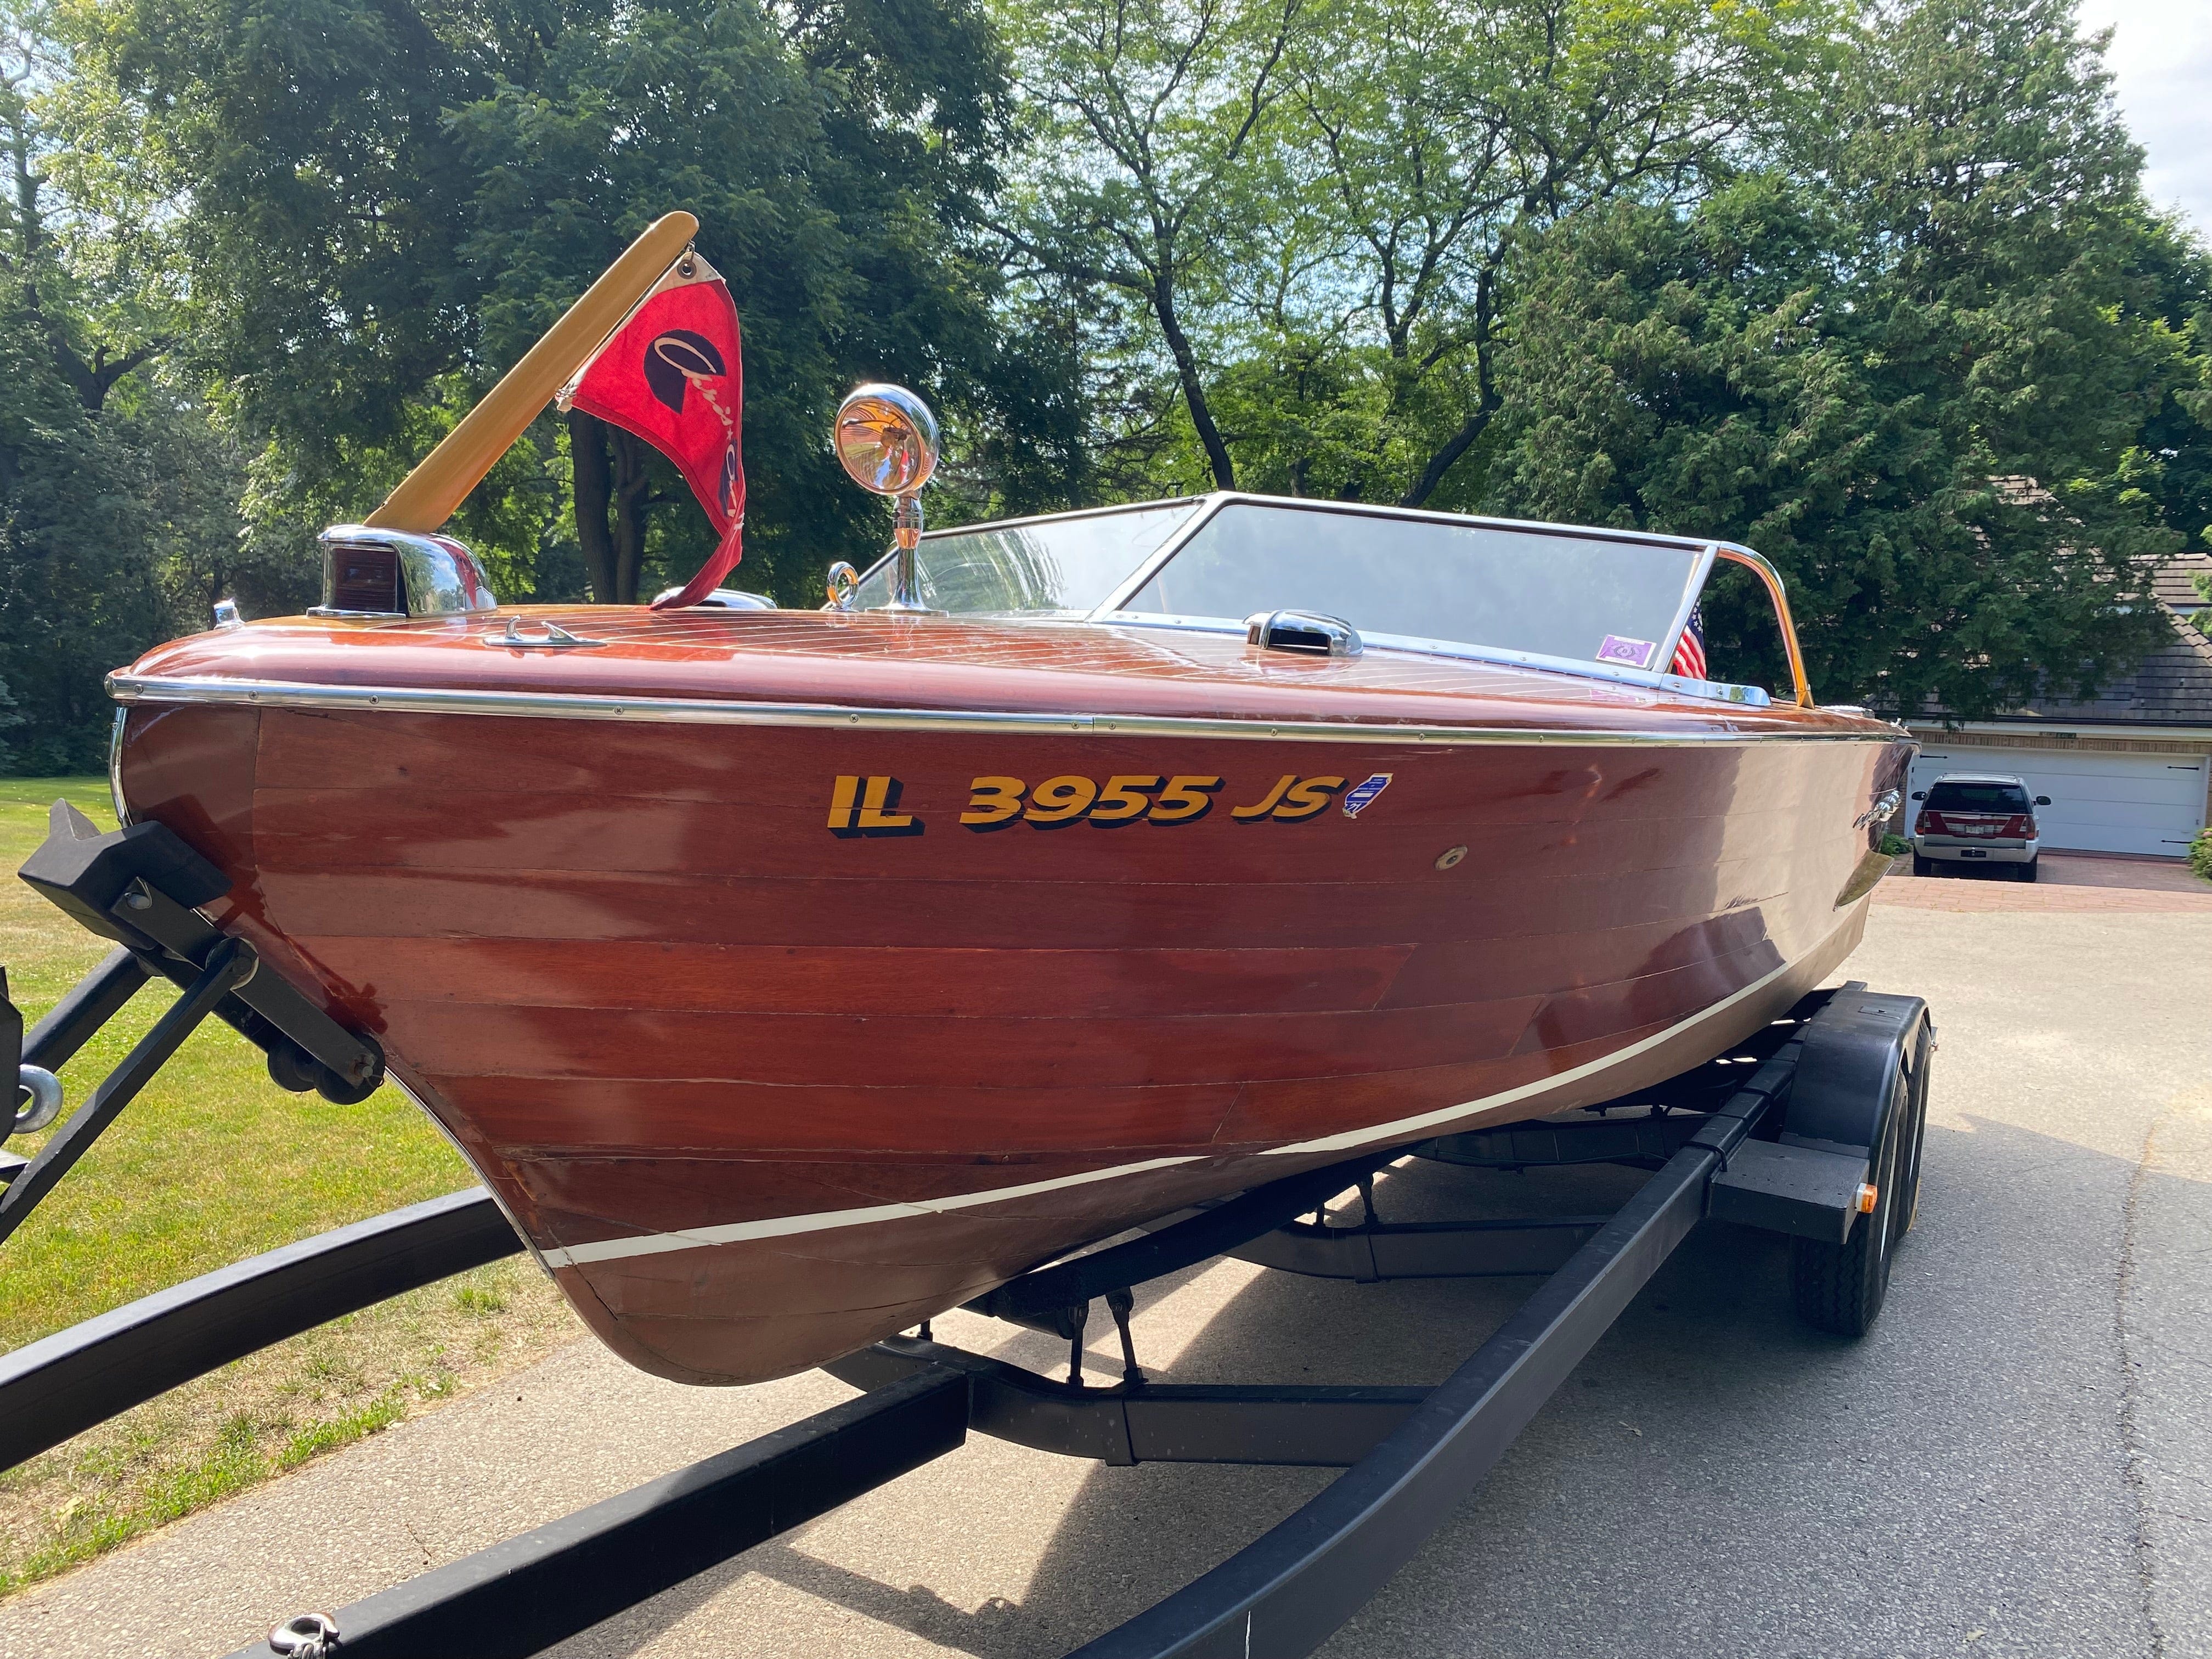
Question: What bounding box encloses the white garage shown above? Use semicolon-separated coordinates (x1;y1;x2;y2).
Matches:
1907;743;2208;857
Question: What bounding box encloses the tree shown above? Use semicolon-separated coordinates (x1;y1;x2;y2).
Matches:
1284;0;1832;507
88;0;1052;606
0;0;243;772
998;0;1831;504
995;0;1309;492
2;0;176;412
1483;0;2209;716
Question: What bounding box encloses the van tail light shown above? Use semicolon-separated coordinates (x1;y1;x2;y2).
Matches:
1920;809;2033;838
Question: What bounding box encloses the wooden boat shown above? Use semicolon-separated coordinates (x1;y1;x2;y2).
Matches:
105;414;1912;1383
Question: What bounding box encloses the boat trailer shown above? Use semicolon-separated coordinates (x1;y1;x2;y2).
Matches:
3;802;1934;1658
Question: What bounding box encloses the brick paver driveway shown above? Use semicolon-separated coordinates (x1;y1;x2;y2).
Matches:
1877;850;2212;913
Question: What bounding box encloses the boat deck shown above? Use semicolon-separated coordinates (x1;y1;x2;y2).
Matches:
119;608;1877;737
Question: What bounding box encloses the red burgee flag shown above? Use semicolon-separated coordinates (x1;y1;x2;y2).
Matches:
565;250;745;609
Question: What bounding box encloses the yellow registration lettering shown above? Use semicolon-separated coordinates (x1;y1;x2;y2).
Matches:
830;775;917;836
962;776;1026;827
1150;776;1223;823
855;775;915;831
1231;775;1297;820
1026;775;1101;823
1273;776;1346;821
1091;775;1162;824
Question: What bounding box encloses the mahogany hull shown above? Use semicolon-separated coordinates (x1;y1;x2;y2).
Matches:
111;608;1911;1383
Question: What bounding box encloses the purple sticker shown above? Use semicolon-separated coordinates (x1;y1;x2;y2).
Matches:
1596;635;1657;669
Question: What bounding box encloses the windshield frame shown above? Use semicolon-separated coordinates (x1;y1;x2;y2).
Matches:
855;491;1812;706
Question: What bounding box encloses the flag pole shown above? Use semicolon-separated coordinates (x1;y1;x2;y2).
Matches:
365;212;700;534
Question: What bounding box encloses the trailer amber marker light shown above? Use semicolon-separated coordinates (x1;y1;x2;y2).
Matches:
1857;1184;1879;1214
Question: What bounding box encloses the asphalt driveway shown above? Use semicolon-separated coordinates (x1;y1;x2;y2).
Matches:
4;864;2209;1659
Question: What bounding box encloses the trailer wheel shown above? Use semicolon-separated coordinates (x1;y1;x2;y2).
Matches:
1791;1069;1912;1338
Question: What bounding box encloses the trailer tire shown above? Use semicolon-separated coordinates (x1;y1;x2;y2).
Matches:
1791;1070;1908;1338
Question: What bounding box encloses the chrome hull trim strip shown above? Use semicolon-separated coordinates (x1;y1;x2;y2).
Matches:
110;673;1895;748
529;911;1865;1272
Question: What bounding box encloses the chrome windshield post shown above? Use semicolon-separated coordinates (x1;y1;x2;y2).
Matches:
1714;544;1814;708
1656;545;1719;677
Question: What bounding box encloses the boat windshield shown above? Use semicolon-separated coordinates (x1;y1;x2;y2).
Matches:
853;500;1200;614
854;496;1707;677
1116;503;1701;670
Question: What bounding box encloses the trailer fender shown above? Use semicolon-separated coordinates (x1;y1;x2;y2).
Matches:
1708;986;1931;1245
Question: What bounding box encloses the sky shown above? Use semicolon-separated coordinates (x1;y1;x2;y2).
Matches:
2074;0;2212;236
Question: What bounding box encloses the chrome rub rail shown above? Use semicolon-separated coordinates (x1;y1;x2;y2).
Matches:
107;673;1895;747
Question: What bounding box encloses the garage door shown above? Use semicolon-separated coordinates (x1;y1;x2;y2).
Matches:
1909;745;2208;856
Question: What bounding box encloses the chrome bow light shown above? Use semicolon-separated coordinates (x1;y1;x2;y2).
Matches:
833;383;940;614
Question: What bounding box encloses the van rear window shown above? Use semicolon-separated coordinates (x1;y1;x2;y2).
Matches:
1925;782;2029;812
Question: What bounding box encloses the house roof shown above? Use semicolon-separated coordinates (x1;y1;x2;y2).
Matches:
2007;552;2212;727
2153;552;2210;616
1906;552;2212;730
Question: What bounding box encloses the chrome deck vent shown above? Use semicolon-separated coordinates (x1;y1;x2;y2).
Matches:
1246;610;1362;658
311;526;499;620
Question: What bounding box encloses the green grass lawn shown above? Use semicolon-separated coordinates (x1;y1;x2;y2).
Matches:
0;778;577;1593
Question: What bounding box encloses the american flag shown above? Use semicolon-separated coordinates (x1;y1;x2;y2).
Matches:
1669;604;1707;681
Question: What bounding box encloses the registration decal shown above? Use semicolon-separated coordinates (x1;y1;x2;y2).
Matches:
826;772;1372;834
1341;774;1392;818
825;775;923;837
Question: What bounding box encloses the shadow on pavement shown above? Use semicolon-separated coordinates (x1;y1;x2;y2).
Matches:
561;1106;2193;1659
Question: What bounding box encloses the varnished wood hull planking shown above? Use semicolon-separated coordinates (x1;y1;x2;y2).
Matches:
112;611;1910;1383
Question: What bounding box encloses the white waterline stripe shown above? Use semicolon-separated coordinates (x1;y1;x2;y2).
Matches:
538;914;1856;1270
543;1155;1205;1268
108;673;1897;749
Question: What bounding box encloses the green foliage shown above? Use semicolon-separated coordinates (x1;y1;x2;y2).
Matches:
1482;0;2204;715
0;285;224;769
0;0;253;770
2;0;2209;755
999;0;1844;505
2190;827;2212;883
84;0;1069;603
989;0;2212;713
